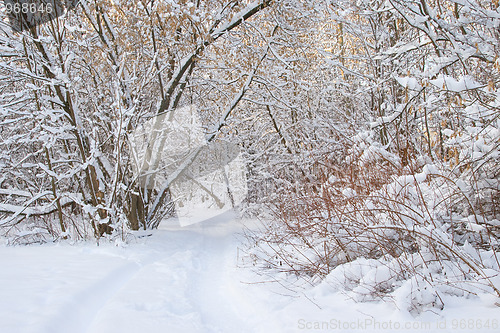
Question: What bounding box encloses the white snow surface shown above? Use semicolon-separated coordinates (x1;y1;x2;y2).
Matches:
1;217;499;333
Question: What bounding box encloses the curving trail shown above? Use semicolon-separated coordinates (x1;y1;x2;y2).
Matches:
86;218;260;333
0;217;277;333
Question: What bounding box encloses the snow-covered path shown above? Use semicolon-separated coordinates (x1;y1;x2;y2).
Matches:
1;218;499;333
0;218;275;333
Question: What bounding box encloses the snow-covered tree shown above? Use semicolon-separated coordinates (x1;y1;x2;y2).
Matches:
0;0;274;241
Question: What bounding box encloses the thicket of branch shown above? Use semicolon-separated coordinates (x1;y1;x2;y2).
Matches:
242;0;500;312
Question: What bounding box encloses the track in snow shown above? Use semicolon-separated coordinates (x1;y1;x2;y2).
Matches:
0;216;266;333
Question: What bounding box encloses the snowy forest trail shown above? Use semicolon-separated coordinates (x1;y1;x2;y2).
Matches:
0;218;277;333
84;217;262;333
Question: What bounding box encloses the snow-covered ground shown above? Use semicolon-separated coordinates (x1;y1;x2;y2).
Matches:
1;217;499;333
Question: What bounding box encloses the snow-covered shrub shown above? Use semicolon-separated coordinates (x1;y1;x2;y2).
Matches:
245;125;499;312
243;0;500;313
